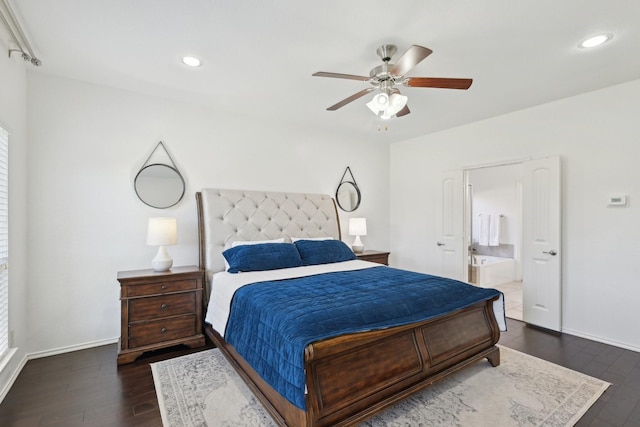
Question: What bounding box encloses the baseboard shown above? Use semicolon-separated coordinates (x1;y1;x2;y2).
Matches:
562;327;640;353
0;349;27;404
27;337;119;360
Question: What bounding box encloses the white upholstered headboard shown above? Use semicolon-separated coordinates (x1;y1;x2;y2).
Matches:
196;188;341;283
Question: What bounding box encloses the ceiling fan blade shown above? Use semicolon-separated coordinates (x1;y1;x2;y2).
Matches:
390;45;433;76
326;88;374;111
404;77;473;90
312;72;369;81
396;104;410;117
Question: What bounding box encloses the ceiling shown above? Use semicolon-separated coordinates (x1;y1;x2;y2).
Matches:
6;0;640;143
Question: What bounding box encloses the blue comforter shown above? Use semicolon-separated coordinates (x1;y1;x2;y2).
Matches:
224;266;501;410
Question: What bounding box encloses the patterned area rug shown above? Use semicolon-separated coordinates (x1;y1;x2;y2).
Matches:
151;345;609;426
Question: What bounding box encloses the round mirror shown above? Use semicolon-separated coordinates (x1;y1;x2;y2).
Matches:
134;163;185;209
336;181;361;212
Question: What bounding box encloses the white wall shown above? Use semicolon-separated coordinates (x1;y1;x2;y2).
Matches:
469;164;521;249
0;55;29;397
391;78;640;352
25;72;390;355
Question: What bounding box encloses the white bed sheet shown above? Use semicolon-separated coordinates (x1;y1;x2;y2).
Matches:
204;261;508;337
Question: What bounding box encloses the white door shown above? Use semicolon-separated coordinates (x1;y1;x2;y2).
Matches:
436;170;465;281
522;156;562;331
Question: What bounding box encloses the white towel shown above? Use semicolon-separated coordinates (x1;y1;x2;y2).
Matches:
489;214;501;246
478;214;490;246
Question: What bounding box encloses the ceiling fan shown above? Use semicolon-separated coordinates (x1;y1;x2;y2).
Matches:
312;44;472;119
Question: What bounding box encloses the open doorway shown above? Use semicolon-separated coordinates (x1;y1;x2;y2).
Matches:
466;163;523;320
436;157;560;329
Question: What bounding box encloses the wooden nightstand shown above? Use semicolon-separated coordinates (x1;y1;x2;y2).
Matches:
117;265;205;364
355;250;390;265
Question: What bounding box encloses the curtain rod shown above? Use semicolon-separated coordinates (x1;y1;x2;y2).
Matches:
0;0;40;66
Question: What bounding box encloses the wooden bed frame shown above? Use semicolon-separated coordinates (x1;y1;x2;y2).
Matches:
196;189;501;427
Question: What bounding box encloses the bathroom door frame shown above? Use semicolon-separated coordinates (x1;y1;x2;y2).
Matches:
460;156;561;331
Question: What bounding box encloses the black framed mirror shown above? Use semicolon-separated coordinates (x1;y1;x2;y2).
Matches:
336;181;361;212
336;167;361;212
134;163;185;208
134;142;186;209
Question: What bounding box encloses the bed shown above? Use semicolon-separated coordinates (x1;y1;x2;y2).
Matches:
196;188;504;427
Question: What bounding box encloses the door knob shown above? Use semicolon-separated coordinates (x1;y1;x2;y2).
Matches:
437;242;445;246
543;249;557;256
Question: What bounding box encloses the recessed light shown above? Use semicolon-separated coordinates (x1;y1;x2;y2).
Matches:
181;56;202;67
579;34;612;49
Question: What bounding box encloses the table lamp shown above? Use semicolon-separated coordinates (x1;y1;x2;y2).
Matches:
147;217;177;271
349;217;367;253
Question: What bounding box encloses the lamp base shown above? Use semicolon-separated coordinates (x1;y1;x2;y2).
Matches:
151;246;173;271
352;235;364;253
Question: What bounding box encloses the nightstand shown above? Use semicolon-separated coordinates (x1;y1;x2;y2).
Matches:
117;265;205;364
355;250;390;265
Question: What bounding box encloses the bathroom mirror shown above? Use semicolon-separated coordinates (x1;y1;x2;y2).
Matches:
336;167;361;212
134;141;185;209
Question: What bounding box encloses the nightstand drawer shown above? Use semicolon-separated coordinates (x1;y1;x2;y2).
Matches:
125;279;197;297
128;293;196;321
129;314;197;347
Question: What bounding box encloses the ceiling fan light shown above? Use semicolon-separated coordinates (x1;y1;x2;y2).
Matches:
367;92;408;119
371;93;389;111
366;99;380;115
386;93;408;116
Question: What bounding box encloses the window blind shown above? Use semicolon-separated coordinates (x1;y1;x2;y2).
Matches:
0;126;8;358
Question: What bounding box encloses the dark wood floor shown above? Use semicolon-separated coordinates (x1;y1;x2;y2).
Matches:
1;320;639;426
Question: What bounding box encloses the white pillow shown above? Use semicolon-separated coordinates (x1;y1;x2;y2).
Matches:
290;236;334;242
224;238;285;270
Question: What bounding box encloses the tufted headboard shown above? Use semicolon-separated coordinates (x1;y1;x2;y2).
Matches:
196;188;341;296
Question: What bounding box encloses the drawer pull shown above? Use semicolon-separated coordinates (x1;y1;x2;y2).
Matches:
161;285;168;290
161;327;167;333
161;303;168;309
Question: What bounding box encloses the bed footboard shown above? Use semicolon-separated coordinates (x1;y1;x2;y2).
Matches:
305;299;500;426
207;297;500;427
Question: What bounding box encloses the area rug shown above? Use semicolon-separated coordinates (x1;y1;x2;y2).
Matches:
151;345;609;426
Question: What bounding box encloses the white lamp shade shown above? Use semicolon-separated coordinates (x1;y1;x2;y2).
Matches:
349;218;367;236
367;92;407;119
366;92;390;114
372;93;389;110
147;217;177;246
366;99;378;115
386;93;408;115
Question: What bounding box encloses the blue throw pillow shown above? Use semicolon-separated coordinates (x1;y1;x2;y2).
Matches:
223;243;303;273
294;240;356;266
